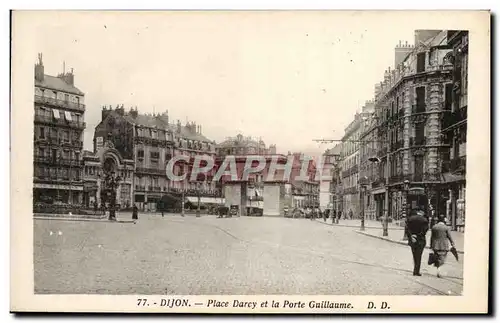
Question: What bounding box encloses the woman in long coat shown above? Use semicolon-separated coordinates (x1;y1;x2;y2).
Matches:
430;214;456;278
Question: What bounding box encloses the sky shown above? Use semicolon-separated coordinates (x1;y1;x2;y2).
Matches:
21;11;415;155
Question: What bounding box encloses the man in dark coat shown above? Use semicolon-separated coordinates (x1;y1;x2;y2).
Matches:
405;209;429;276
132;204;138;221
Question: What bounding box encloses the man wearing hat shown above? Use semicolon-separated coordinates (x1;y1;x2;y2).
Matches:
405;209;429;276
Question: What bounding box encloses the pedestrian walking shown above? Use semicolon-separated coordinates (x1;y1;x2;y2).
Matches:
349;209;353;220
429;214;456;278
332;210;336;224
405;209;429;276
132;204;138;222
93;201;97;215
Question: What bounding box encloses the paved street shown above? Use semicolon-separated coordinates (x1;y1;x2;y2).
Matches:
34;214;463;295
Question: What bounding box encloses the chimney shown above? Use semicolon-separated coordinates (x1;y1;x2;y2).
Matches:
177;120;181;133
129;106;138;119
34;53;44;82
394;39;413;66
101;105;112;120
116;104;125;116
58;68;75;86
160;110;169;124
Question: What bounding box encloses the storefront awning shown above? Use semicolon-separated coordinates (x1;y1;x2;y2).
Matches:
442;172;465;183
186;196;225;204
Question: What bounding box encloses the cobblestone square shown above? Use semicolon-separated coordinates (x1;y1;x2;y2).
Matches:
34;214;463;295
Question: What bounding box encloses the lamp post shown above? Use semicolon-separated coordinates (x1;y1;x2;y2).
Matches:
196;182;201;217
359;176;369;231
181;189;185;217
104;171;121;221
402;179;410;240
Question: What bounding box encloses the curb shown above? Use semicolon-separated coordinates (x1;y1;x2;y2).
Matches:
315;219;404;230
355;230;464;254
34;216;136;223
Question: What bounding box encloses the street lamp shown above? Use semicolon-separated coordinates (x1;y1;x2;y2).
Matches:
196;181;201;217
402;179;410;240
359;176;369;231
101;171;121;221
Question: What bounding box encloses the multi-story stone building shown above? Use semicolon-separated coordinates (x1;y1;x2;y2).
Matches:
358;101;379;220
372;30;454;222
33;54;86;205
326;144;342;215
319;148;336;212
339;104;373;218
216;134;276;157
92;106;217;211
441;30;468;231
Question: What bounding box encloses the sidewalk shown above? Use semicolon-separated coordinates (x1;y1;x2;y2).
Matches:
316;218;404;230
34;212;133;222
356;227;464;254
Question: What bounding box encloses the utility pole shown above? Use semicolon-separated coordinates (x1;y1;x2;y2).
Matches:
181;190;185;217
196;182;201;217
383;133;390;237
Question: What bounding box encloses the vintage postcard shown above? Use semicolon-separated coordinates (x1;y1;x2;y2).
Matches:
10;10;490;313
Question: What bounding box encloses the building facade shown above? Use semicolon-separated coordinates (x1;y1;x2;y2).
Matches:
93;106;218;211
33;54;86;205
372;30;454;223
441;30;468;231
340;114;362;218
216;134;276;157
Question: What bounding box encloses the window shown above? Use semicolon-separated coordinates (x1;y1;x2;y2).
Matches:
39;126;45;139
414;156;424;181
416;52;426;73
416;86;426;113
137;150;144;158
64;94;69;102
150;151;160;159
445;83;453;111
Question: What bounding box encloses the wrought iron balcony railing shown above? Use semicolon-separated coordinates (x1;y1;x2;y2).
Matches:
35;95;85;112
34;114;86;129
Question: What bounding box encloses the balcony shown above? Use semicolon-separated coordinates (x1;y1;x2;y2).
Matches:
135;167;166;175
411;104;427;115
389;174;404;184
378;147;388;157
371;177;384;189
409;137;426;147
35;95;85;112
34;114;86;129
34;156;81;167
59;158;82;167
34;176;82;184
135;185;146;191
34;137;84;148
451;156;466;173
391;140;403;151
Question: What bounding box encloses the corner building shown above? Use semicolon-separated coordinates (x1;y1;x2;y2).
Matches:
373;30;454;221
93;106;217;211
33;54;86;205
